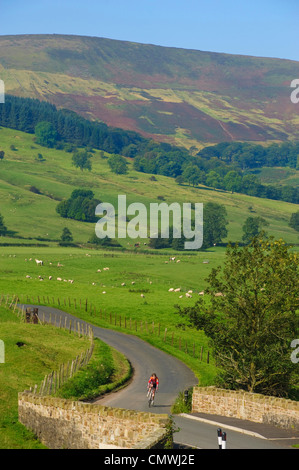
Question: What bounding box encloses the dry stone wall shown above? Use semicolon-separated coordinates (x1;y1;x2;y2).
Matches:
192;386;299;430
18;391;170;449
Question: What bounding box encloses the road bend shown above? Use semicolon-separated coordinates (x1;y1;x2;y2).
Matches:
19;305;289;449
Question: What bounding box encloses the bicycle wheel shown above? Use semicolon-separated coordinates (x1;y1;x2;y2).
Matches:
148;389;153;407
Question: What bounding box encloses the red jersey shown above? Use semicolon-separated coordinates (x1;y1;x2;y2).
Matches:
148;376;159;387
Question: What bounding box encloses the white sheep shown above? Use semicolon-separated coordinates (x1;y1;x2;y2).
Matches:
35;259;43;266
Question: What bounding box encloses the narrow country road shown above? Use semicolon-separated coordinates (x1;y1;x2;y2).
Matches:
21;304;198;414
20;305;291;449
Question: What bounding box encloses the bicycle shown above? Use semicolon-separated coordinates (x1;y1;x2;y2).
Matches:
147;387;155;407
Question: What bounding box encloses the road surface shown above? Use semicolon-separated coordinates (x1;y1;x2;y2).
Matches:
21;304;296;449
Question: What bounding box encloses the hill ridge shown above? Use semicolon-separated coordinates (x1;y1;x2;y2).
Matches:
1;33;299;148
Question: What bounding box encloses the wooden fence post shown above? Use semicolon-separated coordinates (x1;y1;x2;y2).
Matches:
164;328;167;342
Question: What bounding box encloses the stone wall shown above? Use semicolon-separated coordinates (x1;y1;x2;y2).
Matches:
18;391;170;449
192;386;299;430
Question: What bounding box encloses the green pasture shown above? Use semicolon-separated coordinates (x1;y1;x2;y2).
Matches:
0;245;220;385
0;127;298;246
0;306;90;448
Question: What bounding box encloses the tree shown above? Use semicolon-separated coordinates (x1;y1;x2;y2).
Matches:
72;150;92;171
108;154;128;175
0;213;7;235
176;236;299;396
35;121;57;148
242;216;269;244
289;211;299;232
205;171;223;189
202;202;228;249
182;164;203;187
0;151;4;161
56;189;100;223
223;171;242;193
60;227;73;245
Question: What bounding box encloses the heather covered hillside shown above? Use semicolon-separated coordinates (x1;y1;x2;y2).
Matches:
1;34;299;149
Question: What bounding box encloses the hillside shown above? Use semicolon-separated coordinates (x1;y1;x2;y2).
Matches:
1;34;299;149
0;126;298;246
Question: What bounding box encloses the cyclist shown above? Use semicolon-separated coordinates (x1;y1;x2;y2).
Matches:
147;373;159;402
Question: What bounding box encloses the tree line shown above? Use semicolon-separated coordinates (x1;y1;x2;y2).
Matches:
0;95;298;204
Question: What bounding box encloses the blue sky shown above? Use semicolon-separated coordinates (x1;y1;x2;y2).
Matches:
1;0;298;61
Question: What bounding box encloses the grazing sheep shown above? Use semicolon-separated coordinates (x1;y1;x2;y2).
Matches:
97;269;101;272
198;291;204;295
141;294;145;298
25;275;31;279
57;277;62;281
49;276;52;280
102;291;106;294
168;288;174;292
68;280;74;284
35;259;43;266
121;282;126;286
185;293;192;298
57;262;63;267
174;288;181;292
215;292;224;297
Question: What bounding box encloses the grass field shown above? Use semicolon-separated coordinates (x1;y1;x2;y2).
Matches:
0;245;219;385
0;126;298;246
0;306;90;448
0;304;131;448
0;125;298;385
